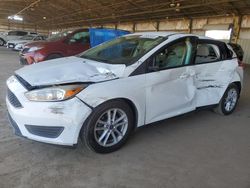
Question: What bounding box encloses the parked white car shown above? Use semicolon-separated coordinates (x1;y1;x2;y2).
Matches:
0;30;38;46
7;35;47;51
6;32;243;153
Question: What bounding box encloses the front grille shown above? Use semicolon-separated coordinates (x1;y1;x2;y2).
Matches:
7;88;23;108
7;112;23;136
25;125;64;138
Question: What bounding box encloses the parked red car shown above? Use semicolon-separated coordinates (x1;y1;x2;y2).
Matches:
20;29;90;65
19;28;130;65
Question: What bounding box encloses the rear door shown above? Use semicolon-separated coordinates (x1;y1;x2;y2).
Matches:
145;37;197;124
193;39;238;107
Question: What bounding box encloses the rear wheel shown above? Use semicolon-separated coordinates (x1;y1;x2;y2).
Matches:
81;100;134;153
0;38;5;46
214;83;239;115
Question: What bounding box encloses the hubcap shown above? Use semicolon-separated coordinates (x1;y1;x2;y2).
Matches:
0;40;3;46
224;88;238;112
94;108;128;147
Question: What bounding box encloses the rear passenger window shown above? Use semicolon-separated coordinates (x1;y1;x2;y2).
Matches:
195;43;221;64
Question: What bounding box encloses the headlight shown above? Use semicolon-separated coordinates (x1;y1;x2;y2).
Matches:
25;84;87;102
28;46;43;52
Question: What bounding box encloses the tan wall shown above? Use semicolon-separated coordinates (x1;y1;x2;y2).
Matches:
135;22;157;31
117;23;133;31
1;15;250;63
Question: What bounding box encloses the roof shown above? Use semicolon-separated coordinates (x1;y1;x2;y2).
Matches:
128;32;178;37
128;32;215;40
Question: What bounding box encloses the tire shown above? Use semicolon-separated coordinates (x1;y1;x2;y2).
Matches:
81;100;134;153
45;54;62;60
0;38;5;46
214;83;239;115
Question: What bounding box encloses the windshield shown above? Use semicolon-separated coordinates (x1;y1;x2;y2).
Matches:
48;30;72;41
20;35;35;40
80;35;166;65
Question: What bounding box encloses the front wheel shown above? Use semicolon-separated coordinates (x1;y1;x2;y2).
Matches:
81;100;134;153
214;83;239;115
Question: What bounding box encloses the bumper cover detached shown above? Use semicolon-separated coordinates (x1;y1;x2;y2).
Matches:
6;76;92;146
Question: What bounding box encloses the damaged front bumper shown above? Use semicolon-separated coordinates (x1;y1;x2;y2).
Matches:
6;78;92;146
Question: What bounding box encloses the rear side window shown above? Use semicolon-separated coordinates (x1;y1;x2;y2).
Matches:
195;43;221;64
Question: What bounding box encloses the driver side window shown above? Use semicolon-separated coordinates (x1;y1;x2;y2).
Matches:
70;31;90;44
150;38;193;70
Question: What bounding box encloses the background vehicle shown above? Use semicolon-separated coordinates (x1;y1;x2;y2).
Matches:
0;30;37;46
6;33;243;153
7;35;47;50
19;28;130;65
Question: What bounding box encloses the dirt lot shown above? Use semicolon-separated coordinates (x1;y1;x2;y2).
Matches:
0;46;250;188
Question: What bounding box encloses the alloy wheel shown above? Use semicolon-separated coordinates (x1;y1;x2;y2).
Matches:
94;108;128;147
224;88;238;112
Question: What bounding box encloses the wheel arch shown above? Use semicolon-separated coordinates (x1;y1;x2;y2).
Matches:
232;81;241;95
93;98;139;131
78;97;139;146
116;98;139;131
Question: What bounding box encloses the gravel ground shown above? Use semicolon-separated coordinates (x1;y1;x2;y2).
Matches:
0;46;250;188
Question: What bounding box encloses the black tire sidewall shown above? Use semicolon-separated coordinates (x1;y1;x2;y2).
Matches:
0;38;5;46
82;100;134;153
220;84;239;115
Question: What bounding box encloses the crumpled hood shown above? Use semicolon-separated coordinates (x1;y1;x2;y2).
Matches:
15;56;126;86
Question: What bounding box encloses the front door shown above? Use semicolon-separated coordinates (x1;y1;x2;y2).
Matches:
145;37;197;124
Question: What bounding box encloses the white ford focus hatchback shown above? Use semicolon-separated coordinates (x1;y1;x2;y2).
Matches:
6;32;243;153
